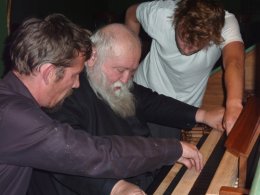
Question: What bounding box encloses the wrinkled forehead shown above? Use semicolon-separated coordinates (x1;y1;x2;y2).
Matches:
104;51;140;70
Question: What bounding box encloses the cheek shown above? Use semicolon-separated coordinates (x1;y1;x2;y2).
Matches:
102;65;124;83
57;80;74;95
105;71;121;83
65;76;77;86
177;38;184;49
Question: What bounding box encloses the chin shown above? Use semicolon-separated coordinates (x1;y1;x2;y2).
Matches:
45;100;64;112
114;89;122;97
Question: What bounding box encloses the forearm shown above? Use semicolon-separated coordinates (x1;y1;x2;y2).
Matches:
125;4;141;35
223;42;245;108
224;61;244;109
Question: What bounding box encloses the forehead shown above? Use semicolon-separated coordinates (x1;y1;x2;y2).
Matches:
67;54;86;72
104;52;140;70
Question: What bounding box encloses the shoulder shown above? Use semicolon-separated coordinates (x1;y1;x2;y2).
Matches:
136;0;176;36
0;94;52;129
137;0;176;19
223;11;240;26
0;94;36;113
220;11;243;48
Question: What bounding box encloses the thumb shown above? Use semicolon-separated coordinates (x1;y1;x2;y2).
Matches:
177;157;192;169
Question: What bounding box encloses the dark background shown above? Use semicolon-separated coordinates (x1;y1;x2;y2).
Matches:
1;0;260;77
10;0;144;32
9;0;260;47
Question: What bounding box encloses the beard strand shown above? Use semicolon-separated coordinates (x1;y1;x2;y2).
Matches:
87;67;136;118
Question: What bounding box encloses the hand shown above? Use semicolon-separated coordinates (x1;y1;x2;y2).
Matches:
111;180;146;195
177;141;203;172
196;107;225;131
223;103;243;134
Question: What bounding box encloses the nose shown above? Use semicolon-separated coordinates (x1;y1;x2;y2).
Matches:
120;71;131;84
181;47;192;55
72;76;80;88
180;46;198;56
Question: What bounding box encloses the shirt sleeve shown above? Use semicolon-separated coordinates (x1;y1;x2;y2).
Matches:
0;96;183;179
133;83;198;129
220;11;244;49
136;1;175;39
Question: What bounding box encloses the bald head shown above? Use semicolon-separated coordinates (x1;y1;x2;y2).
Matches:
90;23;141;61
101;23;141;49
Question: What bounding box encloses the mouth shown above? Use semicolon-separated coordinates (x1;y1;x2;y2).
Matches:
114;86;121;91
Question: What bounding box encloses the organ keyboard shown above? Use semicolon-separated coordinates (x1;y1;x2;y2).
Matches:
148;96;260;195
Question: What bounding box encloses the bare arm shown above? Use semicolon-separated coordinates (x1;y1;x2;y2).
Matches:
222;41;245;134
194;42;244;134
125;4;141;35
195;107;225;131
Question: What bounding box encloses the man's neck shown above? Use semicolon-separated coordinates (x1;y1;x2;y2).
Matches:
13;70;44;106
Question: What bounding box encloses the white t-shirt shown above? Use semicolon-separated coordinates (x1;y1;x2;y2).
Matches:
134;0;243;107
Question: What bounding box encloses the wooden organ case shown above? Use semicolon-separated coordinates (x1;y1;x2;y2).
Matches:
147;45;260;195
148;97;259;195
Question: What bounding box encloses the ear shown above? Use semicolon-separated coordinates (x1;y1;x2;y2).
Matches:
40;63;56;85
85;47;97;68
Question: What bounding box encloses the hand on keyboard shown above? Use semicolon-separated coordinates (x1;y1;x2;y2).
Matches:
111;179;147;195
178;141;204;172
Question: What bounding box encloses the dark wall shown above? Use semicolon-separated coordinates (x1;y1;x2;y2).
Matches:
10;0;260;46
10;0;144;32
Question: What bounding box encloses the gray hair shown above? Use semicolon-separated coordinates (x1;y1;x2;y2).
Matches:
90;23;141;67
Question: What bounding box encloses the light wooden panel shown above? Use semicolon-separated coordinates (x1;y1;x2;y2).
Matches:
171;129;223;195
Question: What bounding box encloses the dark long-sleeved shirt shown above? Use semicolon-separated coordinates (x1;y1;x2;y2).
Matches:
0;71;186;195
28;71;198;194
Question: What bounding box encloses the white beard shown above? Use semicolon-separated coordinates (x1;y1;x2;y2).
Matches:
86;66;136;118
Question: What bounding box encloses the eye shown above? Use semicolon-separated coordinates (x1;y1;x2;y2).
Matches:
72;73;79;80
130;70;136;77
115;68;125;73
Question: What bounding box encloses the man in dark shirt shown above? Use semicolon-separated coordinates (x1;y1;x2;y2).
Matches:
0;14;206;195
28;23;224;195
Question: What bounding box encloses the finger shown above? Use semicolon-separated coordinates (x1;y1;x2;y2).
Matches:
180;158;192;169
190;158;195;168
222;119;226;130
193;149;203;172
194;155;200;172
135;189;146;195
224;119;236;134
197;151;203;171
218;125;225;131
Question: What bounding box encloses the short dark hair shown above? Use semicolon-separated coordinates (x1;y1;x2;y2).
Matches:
9;13;92;75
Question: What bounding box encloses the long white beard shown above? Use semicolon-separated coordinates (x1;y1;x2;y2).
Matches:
87;67;136;118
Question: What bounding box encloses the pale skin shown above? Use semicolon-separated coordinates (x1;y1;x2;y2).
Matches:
125;4;245;135
86;24;225;195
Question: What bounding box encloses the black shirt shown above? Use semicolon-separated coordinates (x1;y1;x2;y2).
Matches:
0;71;185;195
29;71;197;194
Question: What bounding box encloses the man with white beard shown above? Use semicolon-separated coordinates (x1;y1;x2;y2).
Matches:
28;23;224;195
